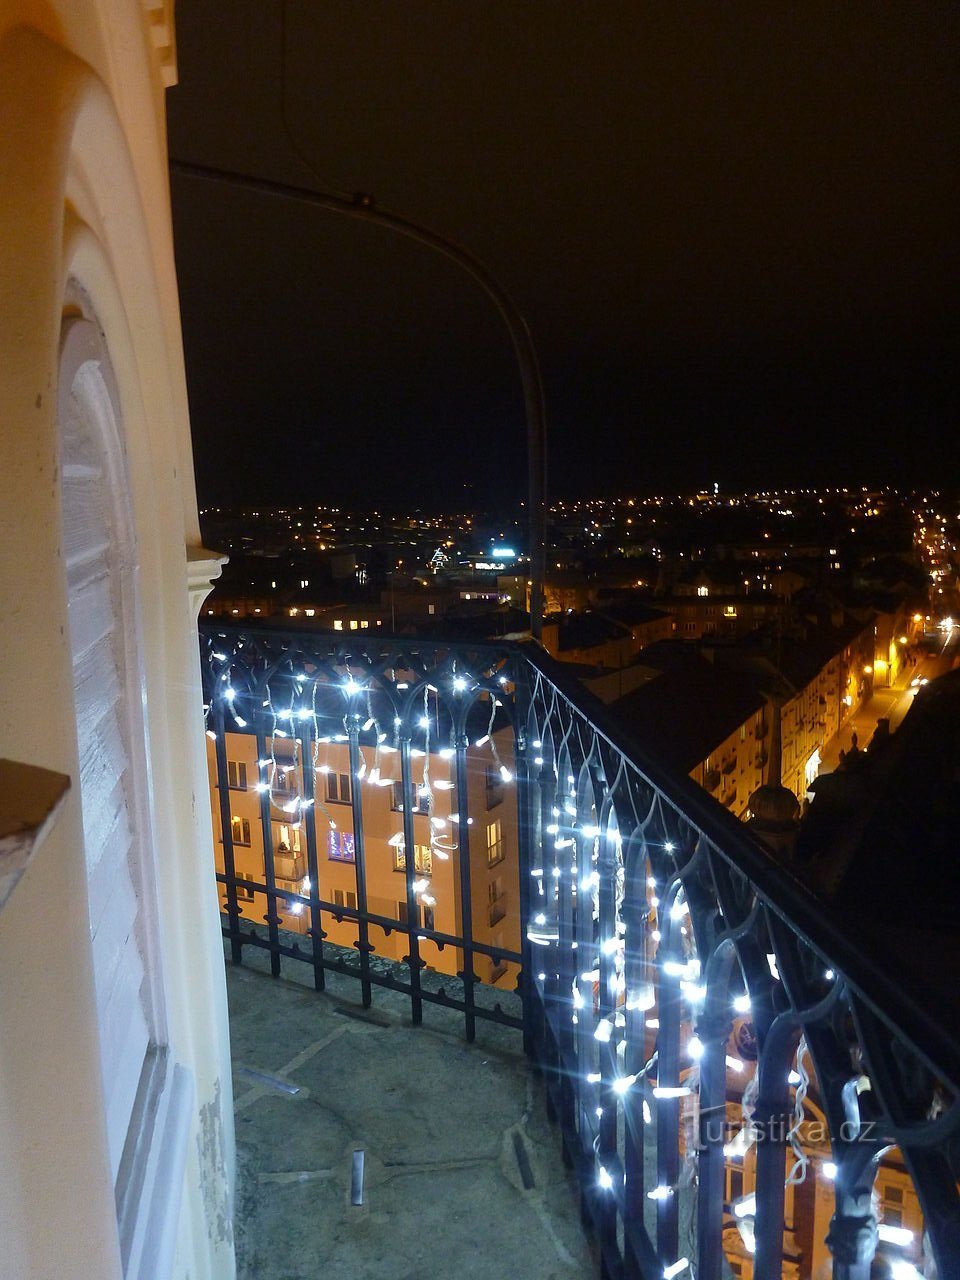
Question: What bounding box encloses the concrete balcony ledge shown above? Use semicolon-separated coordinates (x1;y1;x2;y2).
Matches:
225;938;597;1280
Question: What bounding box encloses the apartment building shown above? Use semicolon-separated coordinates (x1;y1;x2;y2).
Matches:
206;729;521;988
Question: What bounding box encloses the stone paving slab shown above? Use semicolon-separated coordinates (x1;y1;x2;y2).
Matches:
225;946;598;1279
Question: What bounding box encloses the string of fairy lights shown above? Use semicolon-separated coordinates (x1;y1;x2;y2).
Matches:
522;763;854;1278
204;653;512;932
204;643;910;1279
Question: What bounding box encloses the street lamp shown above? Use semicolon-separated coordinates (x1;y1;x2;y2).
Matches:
169;159;547;639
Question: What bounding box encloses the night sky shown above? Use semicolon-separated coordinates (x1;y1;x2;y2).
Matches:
168;2;959;510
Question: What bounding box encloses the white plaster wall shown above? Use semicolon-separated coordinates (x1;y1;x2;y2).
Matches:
0;8;234;1278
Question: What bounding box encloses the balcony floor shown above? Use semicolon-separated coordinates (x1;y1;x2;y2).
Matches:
225;946;597;1279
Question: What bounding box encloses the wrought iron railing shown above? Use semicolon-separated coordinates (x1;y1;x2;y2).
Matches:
200;621;960;1280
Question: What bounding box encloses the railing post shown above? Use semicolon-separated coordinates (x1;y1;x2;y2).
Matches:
826;1168;878;1280
255;730;283;977
399;732;424;1026
751;1075;793;1279
656;936;682;1262
346;719;374;1009
212;702;242;964
513;671;535;1057
299;718;325;991
695;1007;732;1280
452;729;476;1041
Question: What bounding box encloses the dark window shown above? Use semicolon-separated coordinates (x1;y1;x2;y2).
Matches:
227;760;247;790
485;765;504;809
397;900;421;928
326;771;352;804
392;781;429;813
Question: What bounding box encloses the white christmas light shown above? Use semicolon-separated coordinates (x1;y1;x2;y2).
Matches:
499;765;513;783
687;1035;704;1060
663;1260;688;1279
647;1185;673;1200
823;1162;837;1180
224;687;236;702
653;1086;691;1099
233;715;248;727
642;1100;652;1124
626;984;656;1012
767;952;781;981
733;1194;757;1218
475;734;490;747
594;1018;613;1043
889;1262;922;1280
680;982;707;1004
877;1224;914;1246
597;1166;614;1191
453;676;468;692
733;994;751;1013
206;730;217;741
726;1056;744;1072
612;1074;637;1095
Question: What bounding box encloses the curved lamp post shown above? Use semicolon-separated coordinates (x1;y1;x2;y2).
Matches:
169;159;547;639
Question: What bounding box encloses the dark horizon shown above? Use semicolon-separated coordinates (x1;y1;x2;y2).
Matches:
169;1;959;510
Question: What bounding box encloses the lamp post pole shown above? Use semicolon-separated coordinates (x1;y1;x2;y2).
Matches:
170;160;547;640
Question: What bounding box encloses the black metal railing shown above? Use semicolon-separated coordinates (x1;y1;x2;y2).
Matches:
200;622;960;1280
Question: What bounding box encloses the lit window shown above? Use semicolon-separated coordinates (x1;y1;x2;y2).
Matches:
393;843;433;874
305;608;315;617
360;620;369;629
334;620;343;631
350;620;358;630
230;816;252;846
275;823;301;854
486;819;504;867
327;830;356;862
